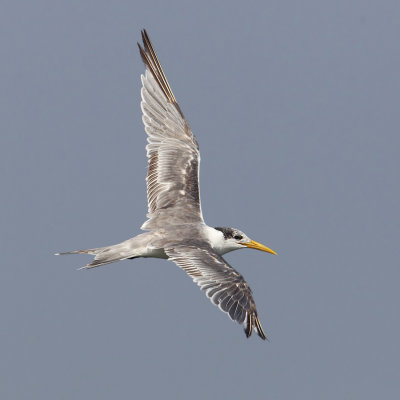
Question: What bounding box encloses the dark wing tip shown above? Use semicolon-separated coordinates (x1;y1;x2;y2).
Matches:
245;312;267;340
137;28;147;56
137;41;147;65
245;313;253;338
137;28;185;118
255;315;267;340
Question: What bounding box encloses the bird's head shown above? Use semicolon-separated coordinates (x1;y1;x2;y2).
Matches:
213;227;277;256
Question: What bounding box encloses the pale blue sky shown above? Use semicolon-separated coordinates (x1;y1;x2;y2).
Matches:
1;1;399;399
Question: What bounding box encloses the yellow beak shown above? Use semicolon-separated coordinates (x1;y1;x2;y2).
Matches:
243;240;277;255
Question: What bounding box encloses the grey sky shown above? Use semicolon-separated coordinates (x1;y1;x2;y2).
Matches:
1;1;399;399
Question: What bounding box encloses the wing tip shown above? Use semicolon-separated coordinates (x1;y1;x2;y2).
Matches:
137;28;185;117
244;312;267;340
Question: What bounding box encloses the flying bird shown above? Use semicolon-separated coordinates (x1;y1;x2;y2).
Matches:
57;30;277;340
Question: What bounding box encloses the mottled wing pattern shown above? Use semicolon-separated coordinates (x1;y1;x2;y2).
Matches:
138;30;203;230
165;243;267;339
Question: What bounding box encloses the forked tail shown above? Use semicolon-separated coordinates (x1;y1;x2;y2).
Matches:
55;244;137;269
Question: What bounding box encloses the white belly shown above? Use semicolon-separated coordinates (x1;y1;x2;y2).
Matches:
141;246;168;259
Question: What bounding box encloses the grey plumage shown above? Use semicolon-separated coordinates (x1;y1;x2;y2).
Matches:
138;30;202;230
165;243;266;339
56;29;276;340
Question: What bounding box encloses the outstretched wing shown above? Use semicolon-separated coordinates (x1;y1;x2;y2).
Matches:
138;30;203;230
165;243;267;339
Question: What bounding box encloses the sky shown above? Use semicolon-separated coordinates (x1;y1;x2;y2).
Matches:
1;1;399;399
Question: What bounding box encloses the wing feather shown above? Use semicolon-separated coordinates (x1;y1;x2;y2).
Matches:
138;30;203;230
165;243;267;339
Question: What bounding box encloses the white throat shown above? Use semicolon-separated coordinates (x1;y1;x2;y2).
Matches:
203;226;239;255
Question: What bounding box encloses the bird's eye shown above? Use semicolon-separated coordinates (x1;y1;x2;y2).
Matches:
233;235;243;240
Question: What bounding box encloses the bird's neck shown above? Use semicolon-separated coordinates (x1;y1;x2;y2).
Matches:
204;226;236;256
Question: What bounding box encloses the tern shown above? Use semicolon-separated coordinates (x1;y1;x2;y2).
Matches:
57;30;277;340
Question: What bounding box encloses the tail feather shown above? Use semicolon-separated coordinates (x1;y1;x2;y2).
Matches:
55;243;137;269
55;249;92;256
